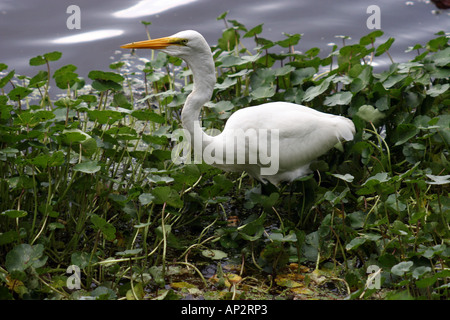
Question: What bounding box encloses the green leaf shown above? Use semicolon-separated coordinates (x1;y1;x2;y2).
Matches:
274;65;295;77
217;28;239;51
412;266;432;280
391;261;414;276
303;77;333;102
1;209;27;218
90;214;116;241
7;176;35;190
276;33;301;48
91;286;117;300
155;224;172;239
171;165;201;186
324;188;350;205
302;231;319;262
255;37;275;50
0;230;20;245
116;249;143;257
87;110;123;124
151;186;183;208
324;91;353;106
382;74;407;89
54;97;82;109
131;110;165;123
0;70;15;88
359;30;384;45
29;70;48;88
305;47;321;57
88;70;124;82
350;65;372;93
91;80;122;92
29;52;62;66
0;147;19;157
426;35;448;52
365;172;390;184
227;19;247;31
385;194;406;213
201;249;228;260
113;92;131;109
53;64;79;89
250;86;275;99
357;172;390;195
425;174;450;185
29;55;47;66
44;51;62;61
88;70;124;92
393;124;420;146
429;47;450;66
238;213;266;241
7;86;33;101
375;37;395;56
48;151;65;167
421;244;447;259
142;134;168;146
218;55;244;68
356;104;385;123
138;193;155;206
71;251;97;269
346;237;367;251
207;100;235;113
216;11;229;20
78;138;97;157
332;173;354;182
28;152;62;170
215;77;237;90
375;96;390;111
347;211;366;229
62;128;89;144
268;231;297;242
290;67;316;85
426;83;449;97
244;24;263;38
5;244;48;272
73;161;101;174
391;220;411;236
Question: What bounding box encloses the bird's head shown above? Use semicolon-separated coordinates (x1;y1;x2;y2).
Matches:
121;30;210;60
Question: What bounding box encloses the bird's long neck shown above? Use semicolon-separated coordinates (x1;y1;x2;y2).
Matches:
181;50;216;148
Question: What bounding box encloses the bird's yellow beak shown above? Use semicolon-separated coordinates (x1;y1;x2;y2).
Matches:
120;37;186;50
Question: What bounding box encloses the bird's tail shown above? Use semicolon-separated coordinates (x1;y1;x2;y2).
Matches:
335;117;356;141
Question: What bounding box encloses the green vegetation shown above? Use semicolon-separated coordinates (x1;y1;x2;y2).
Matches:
0;14;448;300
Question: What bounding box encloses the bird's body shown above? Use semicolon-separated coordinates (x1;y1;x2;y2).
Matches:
209;102;354;185
122;30;355;185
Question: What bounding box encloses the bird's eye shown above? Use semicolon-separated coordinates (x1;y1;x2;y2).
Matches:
179;39;188;46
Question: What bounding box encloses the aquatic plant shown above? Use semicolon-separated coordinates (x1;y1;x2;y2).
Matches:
0;13;448;300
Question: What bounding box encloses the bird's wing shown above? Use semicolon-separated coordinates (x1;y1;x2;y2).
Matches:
223;102;355;171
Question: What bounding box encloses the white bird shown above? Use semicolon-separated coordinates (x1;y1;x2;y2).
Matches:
121;30;355;185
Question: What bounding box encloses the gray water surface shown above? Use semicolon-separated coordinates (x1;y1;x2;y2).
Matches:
0;0;448;79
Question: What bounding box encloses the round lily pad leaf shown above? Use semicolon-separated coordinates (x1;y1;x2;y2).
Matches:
202;249;228;260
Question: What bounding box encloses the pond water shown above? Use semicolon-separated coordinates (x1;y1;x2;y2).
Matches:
0;0;448;79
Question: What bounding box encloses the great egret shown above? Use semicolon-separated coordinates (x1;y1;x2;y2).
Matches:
121;30;355;185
